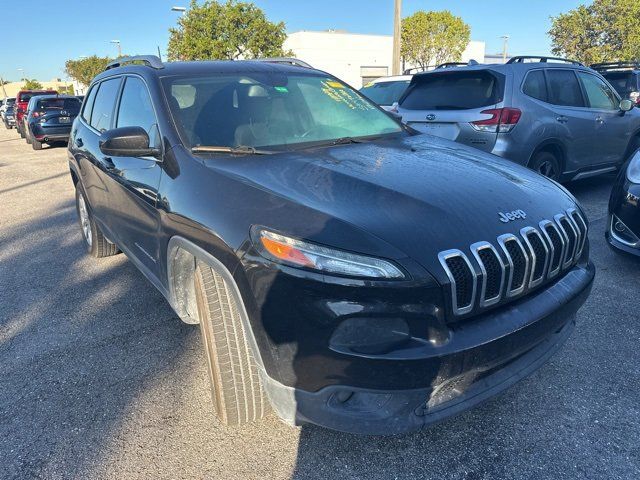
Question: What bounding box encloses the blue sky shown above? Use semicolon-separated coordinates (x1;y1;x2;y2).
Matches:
1;0;586;81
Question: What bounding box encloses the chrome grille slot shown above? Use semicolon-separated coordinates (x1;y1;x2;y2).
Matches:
471;242;505;307
439;210;588;317
568;208;587;258
521;226;549;288
540;220;564;278
438;250;476;316
555;214;578;268
497;234;529;297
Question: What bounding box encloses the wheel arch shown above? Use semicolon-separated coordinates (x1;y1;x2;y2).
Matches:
527;139;567;178
166;235;267;369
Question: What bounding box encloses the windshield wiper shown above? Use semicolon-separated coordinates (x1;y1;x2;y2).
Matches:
191;145;276;155
331;136;372;146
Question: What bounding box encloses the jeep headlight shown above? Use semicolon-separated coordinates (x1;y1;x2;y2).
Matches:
628;151;640;184
254;229;405;279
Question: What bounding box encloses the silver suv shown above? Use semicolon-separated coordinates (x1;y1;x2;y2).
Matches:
396;56;640;181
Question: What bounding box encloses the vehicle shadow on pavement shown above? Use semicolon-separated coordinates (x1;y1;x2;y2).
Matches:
0;201;201;479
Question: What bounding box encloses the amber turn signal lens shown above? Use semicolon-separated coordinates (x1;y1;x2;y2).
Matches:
260;235;314;267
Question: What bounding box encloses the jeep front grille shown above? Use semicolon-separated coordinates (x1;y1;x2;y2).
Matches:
438;208;588;317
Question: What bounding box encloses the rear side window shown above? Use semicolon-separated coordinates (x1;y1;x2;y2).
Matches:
90;78;121;131
400;70;504;110
546;70;585;107
81;85;98;123
523;70;547;102
116;77;159;148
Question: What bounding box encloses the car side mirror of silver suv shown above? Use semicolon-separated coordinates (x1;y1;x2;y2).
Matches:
620;99;634;113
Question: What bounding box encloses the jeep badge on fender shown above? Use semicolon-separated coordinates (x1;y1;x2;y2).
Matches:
499;209;527;223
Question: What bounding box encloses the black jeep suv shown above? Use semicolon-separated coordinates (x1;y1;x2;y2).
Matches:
67;56;595;435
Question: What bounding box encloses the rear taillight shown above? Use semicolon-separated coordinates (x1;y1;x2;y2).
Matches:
630;91;640;105
32;111;41;117
471;107;521;133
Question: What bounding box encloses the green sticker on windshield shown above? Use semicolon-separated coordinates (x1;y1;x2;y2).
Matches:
274;86;288;93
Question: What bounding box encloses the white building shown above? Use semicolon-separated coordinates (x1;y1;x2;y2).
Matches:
284;30;486;88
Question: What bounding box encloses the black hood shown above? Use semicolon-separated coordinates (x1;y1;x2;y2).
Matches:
205;133;578;279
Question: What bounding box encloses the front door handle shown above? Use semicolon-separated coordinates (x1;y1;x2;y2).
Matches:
596;116;605;124
75;137;83;147
556;115;568;124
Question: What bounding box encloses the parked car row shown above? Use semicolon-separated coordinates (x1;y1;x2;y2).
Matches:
5;90;82;150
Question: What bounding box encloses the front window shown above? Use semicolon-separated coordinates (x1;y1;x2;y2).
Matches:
360;80;410;106
162;73;401;150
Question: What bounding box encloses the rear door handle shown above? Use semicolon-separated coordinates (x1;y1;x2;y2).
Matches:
75;137;83;147
556;116;568;124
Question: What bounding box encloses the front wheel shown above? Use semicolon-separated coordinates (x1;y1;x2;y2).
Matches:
194;261;268;426
529;151;561;181
75;187;120;258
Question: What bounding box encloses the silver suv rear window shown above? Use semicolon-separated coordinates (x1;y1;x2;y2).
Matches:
399;70;504;110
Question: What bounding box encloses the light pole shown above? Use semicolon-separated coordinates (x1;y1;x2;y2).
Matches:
17;68;24;81
111;40;122;58
500;35;510;63
392;0;402;75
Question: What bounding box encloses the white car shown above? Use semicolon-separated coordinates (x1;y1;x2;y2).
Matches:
0;98;15;121
359;75;412;111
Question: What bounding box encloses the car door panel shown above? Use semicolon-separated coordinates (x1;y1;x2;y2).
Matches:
577;71;630;165
102;75;163;275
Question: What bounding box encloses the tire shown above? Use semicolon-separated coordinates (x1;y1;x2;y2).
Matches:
194;261;268;426
75;187;120;258
18;124;25;138
529;151;561;181
25;126;32;144
32;138;42;150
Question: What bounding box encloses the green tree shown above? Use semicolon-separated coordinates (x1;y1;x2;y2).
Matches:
401;10;471;70
167;0;290;61
22;79;43;90
550;0;640;64
64;55;113;87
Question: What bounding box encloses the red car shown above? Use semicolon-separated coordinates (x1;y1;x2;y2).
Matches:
14;89;57;139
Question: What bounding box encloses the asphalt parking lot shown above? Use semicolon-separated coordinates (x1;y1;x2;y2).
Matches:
0;126;639;480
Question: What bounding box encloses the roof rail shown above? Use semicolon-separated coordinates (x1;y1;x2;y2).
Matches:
255;57;313;69
590;61;640;71
105;55;164;71
507;55;583;66
403;66;427;75
436;59;480;69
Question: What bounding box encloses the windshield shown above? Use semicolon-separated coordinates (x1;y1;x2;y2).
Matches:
162;72;401;150
360;80;411;106
600;72;635;96
400;70;504;110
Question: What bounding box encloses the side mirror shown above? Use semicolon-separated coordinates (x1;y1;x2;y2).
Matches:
620;99;634;112
99;126;160;158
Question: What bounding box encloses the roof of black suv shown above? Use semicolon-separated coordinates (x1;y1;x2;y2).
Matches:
92;58;325;84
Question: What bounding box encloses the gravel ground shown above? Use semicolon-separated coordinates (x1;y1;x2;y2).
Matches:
0;126;639;480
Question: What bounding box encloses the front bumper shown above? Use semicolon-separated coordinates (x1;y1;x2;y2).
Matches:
255;261;594;434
